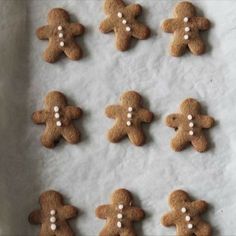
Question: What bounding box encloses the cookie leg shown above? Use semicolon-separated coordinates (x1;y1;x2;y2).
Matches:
191;134;208;152
132;23;150;40
41;130;59;149
56;223;74;236
115;32;131;51
99;226;117;236
176;226;191;236
127;128;145;146
188;39;205;55
170;41;187;57
171;133;189;151
64;42;83;60
43;43;62;63
120;229;136;236
194;221;212;236
107;126;127;143
62;125;80;144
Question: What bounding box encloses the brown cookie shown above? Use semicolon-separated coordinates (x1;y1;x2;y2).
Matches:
28;190;78;236
99;0;150;51
161;1;210;56
161;190;212;236
32;91;82;148
105;91;153;146
36;8;85;63
165;98;214;152
96;189;145;236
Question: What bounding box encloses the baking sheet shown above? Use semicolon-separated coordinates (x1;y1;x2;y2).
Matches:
0;0;236;235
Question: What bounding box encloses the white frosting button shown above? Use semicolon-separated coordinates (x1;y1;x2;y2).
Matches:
50;209;56;215
122;19;127;24
126;26;131;32
50;216;56;223
51;224;57;231
56;121;62;127
54;106;59;112
187;114;193;120
181;207;187;213
59;33;63;38
58;25;62;31
128;107;133;112
187;223;193;229
55;113;60;119
60;41;65;47
127;113;132;118
117;221;122;228
185;27;190;32
185;215;191;222
117;12;123;18
118;204;124;210
184;34;189;40
189;130;194;136
117;213;123;219
189;122;194;128
126;121;131;127
184;17;189;23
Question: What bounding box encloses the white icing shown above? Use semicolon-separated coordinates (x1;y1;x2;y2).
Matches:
181;207;187;213
189;122;194;128
126;26;131;32
56;121;62;127
127;113;132;118
189;130;194;136
117;213;123;219
185;27;190;32
184;34;189;40
50;209;56;215
60;41;65;47
185;215;191;222
54;106;59;112
187;223;193;229
58;25;62;31
59;33;63;38
122;19;127;24
55;113;60;119
117;221;122;228
184;17;189;23
126;121;131;126
128;107;133;112
187;114;193;120
50;216;56;223
118;204;124;210
51;224;57;231
117;12;123;18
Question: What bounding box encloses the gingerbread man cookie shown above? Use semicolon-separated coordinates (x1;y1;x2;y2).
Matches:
165;98;214;152
96;189;145;236
161;190;212;236
32;91;82;148
28;190;78;236
36;8;85;63
161;1;211;56
99;0;150;51
105;91;153;146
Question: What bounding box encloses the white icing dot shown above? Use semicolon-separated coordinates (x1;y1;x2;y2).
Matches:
56;121;62;127
50;210;56;215
187;114;193;120
185;215;191;222
188;223;193;229
60;41;65;47
54;106;59;112
118;204;124;210
185;27;190;32
126;26;131;32
126;121;131;127
51;224;57;231
117;12;123;18
117;221;122;228
128;107;133;112
122;19;127;24
184;17;189;23
117;213;123;219
59;33;63;38
181;207;187;213
55;113;60;119
189;122;194;128
184;34;189;40
189;130;194;136
50;216;56;223
57;25;62;31
127;113;132;118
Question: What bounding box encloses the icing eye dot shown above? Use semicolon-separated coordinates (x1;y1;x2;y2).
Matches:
126;121;132;126
57;25;62;31
118;204;124;210
54;106;59;112
184;34;189;40
181;207;187;213
50;216;56;223
189;122;194;128
50;209;56;215
184;17;189;22
117;12;123;18
117;213;123;219
189;130;194;136
55;113;60;119
185;27;190;32
187;223;193;229
128;107;133;112
187;114;193;120
51;224;57;231
185;215;191;222
60;41;65;47
56;121;62;127
59;33;63;38
122;19;127;24
126;26;131;32
117;221;122;228
127;113;132;118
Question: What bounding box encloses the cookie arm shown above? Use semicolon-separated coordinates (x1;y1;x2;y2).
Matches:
28;209;42;224
65;106;82;120
161;212;175;226
60;205;78;220
195;17;210;30
70;23;85;36
199;115;214;128
125;4;142;17
105;105;122;118
32;110;48;124
127;207;145;221
161;19;177;33
138;108;153;123
99;17;114;33
165;114;182;128
95;205;110;219
191;200;208;214
36;25;51;39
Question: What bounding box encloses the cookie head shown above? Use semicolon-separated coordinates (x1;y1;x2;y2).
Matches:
104;0;125;15
44;91;67;110
169;190;190;209
39;190;63;209
180;98;201;115
48;8;70;25
174;1;197;18
121;91;141;108
111;189;133;206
